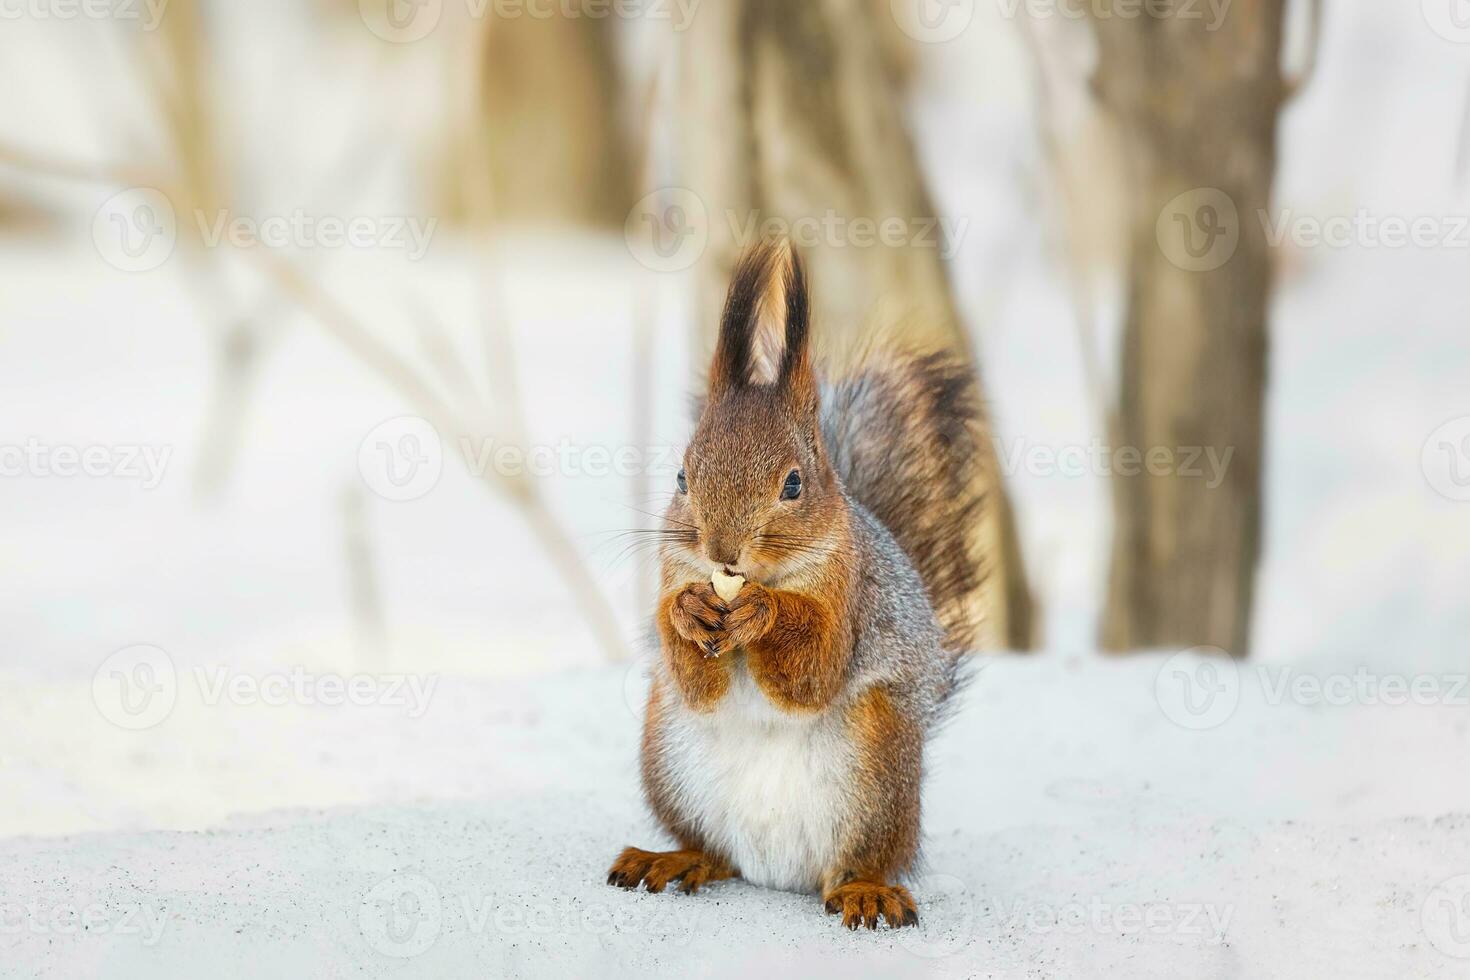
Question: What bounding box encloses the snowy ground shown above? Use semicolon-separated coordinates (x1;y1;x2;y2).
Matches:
5;652;1470;978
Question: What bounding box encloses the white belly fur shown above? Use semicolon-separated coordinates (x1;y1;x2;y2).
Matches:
661;663;854;893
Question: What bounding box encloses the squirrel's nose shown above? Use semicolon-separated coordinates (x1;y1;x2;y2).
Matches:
705;538;741;569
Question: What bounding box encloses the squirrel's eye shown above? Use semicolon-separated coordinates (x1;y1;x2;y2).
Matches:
677;468;688;494
781;469;801;500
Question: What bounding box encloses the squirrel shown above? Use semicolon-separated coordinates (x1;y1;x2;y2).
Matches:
607;239;989;930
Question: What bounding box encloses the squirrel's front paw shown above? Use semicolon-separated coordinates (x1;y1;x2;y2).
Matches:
668;582;729;656
724;584;778;649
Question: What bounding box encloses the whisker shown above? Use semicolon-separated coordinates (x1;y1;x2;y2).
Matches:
613;502;701;531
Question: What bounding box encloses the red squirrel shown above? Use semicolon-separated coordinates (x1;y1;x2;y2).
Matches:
608;240;989;929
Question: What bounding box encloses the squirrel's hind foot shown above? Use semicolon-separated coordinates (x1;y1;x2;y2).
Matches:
822;881;919;930
606;846;736;895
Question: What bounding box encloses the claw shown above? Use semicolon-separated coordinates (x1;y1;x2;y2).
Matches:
606;847;734;898
824;882;920;931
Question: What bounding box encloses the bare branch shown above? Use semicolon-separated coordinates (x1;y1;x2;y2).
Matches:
248;248;632;663
1014;13;1117;438
0;123;634;664
0;141;170;191
410;297;490;429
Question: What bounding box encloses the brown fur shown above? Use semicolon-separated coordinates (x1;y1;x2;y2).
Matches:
833;686;922;878
737;580;852;713
822;880;919;931
607;846;736;895
656;579;731;711
818;686;924;929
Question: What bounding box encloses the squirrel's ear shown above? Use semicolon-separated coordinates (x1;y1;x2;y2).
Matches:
709;239;811;397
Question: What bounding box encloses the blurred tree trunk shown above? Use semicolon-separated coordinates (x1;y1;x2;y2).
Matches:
458;13;633;227
676;0;1034;650
1092;1;1287;657
679;0;962;351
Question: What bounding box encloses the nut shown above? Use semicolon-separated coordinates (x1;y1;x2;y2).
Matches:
711;569;745;604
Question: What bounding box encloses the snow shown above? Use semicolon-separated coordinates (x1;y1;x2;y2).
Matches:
1;2;1469;977
5;652;1470;977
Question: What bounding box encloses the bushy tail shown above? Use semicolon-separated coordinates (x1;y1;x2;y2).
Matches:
820;349;1007;653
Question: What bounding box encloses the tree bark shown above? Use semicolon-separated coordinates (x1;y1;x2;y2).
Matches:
1092;0;1287;657
676;0;1034;650
454;12;633;228
678;0;964;352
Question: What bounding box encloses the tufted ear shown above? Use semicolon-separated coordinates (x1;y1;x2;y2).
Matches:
708;239;812;399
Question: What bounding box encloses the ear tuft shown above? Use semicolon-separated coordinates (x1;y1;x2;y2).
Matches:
710;239;810;395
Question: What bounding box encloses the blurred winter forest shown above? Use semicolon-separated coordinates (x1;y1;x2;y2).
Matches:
1;0;1468;835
